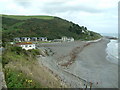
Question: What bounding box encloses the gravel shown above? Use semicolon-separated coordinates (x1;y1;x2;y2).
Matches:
37;38;118;88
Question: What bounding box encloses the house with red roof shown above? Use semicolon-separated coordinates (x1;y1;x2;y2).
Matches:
16;42;36;50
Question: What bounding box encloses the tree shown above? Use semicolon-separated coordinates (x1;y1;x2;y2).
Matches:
85;27;87;30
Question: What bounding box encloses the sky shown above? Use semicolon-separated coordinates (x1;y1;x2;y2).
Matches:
0;0;119;34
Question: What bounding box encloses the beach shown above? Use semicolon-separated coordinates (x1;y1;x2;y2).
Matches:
37;37;118;88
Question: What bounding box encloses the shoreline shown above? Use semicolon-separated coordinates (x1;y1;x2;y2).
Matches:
106;39;118;65
37;38;118;88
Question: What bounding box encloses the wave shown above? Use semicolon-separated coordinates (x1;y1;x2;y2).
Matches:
107;40;118;58
106;40;118;64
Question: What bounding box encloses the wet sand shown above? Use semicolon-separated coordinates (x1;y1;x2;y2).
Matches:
37;38;118;88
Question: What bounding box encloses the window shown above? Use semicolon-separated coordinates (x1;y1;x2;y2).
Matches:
25;45;28;47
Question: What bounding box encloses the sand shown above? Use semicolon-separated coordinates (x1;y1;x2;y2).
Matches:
37;38;118;88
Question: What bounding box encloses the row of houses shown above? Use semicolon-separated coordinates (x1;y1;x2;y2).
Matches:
14;36;74;50
14;37;47;42
14;36;74;42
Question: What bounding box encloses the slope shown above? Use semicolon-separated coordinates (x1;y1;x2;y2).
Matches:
1;15;102;42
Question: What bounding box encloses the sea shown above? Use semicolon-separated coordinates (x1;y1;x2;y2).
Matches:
101;33;119;65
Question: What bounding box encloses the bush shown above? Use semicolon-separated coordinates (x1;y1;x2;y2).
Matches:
2;56;10;66
28;49;40;55
10;46;24;55
4;68;41;88
2;45;40;67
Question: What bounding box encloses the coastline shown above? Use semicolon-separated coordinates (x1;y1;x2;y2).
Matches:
106;39;118;64
37;37;118;88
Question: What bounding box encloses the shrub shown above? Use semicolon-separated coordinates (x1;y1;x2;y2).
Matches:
2;45;40;67
4;68;41;88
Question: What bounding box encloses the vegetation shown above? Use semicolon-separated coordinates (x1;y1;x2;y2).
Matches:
2;44;65;88
2;44;40;67
2;44;42;88
4;68;41;88
2;15;102;42
2;14;54;20
1;14;102;88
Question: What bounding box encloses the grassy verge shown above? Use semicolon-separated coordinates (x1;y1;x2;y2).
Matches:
2;15;54;20
2;45;40;67
2;45;42;88
4;68;41;88
2;44;65;88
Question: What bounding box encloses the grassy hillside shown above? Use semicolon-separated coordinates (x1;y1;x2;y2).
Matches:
2;14;54;20
2;44;66;88
2;15;102;42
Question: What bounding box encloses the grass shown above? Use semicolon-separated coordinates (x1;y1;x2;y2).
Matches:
9;22;25;31
4;68;41;88
2;15;54;20
2;14;102;42
2;44;66;88
0;64;1;71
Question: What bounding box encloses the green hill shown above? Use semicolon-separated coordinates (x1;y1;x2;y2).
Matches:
1;15;102;42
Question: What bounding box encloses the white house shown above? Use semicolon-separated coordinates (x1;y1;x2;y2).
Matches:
38;37;47;41
67;37;74;42
21;37;31;42
62;36;68;42
31;37;38;41
61;36;74;42
82;30;85;33
16;42;36;50
14;37;21;42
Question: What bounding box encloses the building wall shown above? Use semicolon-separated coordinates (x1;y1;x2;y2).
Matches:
38;37;47;41
14;37;47;42
62;36;68;41
62;36;74;42
19;44;36;50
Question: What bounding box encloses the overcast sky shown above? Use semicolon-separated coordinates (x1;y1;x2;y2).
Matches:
0;0;119;33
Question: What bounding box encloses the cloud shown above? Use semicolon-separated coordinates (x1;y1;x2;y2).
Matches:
14;1;31;8
0;0;119;33
39;4;102;14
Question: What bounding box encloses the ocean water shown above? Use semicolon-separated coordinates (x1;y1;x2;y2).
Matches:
101;33;118;64
106;40;118;64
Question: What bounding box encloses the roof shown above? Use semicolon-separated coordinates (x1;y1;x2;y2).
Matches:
21;37;30;38
16;42;33;45
67;37;74;39
39;37;47;39
31;37;37;38
14;37;20;39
